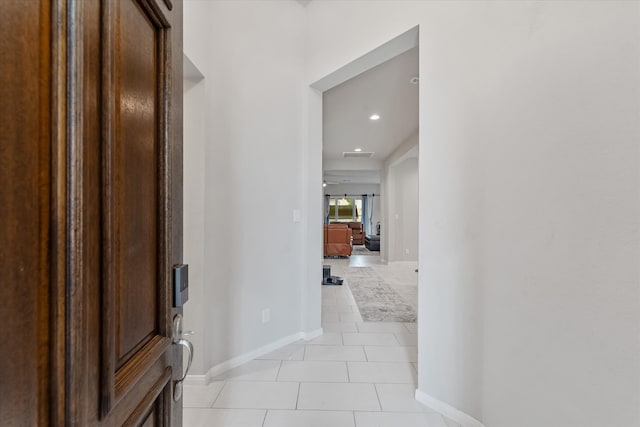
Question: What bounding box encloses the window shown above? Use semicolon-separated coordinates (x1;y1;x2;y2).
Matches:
328;197;362;223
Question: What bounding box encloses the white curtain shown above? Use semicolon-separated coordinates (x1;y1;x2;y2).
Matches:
361;195;368;234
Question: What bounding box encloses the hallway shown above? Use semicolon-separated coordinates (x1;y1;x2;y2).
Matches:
183;262;456;427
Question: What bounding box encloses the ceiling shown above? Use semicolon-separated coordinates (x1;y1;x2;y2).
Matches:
323;47;418;185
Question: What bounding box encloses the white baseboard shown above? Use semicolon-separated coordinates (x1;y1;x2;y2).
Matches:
301;327;323;341
415;389;485;427
185;328;323;386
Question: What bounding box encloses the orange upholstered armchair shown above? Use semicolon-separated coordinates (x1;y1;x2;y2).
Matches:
323;224;352;257
345;222;364;245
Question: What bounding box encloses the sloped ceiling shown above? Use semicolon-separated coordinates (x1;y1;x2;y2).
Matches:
323;47;419;185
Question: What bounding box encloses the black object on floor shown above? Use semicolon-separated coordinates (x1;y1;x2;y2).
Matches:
322;275;343;286
323;264;331;280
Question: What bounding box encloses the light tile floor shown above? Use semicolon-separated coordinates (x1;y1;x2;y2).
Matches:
183;254;460;427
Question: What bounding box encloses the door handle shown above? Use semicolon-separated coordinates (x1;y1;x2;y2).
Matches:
173;337;193;401
172;314;194;401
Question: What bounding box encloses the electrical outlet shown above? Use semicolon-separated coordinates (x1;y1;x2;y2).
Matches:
262;308;270;324
405;248;410;255
293;209;301;223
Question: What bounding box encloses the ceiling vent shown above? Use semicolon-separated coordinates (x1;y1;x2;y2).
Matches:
343;151;375;159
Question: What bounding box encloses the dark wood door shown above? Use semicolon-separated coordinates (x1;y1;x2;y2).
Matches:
0;0;184;426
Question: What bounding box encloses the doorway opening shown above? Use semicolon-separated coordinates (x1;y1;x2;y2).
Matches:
313;26;420;327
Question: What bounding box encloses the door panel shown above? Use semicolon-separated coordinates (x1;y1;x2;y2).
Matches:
140;408;158;427
0;0;184;425
112;0;163;370
0;1;52;425
94;0;183;424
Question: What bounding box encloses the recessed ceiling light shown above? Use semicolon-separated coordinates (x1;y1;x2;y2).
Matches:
354;148;362;152
369;114;380;121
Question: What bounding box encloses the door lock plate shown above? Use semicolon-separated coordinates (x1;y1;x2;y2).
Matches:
173;264;189;307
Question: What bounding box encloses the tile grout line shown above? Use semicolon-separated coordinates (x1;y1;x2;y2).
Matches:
352;410;357;427
372;383;384;412
392;332;401;345
261;409;268;427
275;360;283;381
295;382;301;409
210;380;227;408
346;361;351;382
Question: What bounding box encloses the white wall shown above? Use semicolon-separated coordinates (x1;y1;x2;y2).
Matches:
303;88;324;336
307;2;640;427
183;0;318;375
387;158;418;262
381;132;419;262
183;71;207;374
